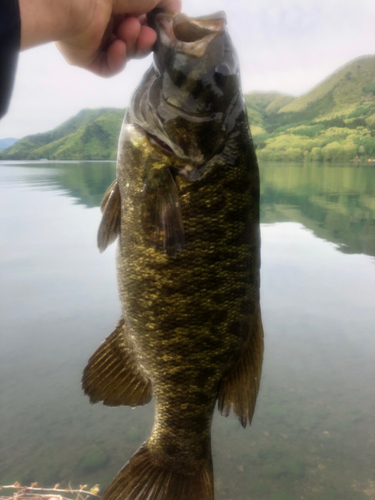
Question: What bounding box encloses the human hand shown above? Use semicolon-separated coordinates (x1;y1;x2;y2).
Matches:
56;0;182;77
19;0;181;77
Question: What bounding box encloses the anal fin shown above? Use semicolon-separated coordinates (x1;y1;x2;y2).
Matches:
218;306;264;428
82;319;152;407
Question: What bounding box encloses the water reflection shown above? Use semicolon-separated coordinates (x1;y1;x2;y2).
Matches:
0;161;116;208
0;161;374;500
260;162;375;257
3;160;374;257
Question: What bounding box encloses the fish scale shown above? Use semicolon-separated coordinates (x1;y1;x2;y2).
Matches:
117;119;258;475
82;9;264;500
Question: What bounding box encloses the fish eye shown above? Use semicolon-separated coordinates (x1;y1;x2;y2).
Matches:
214;63;231;85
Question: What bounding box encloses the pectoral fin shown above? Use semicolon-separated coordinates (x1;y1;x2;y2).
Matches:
82;319;152;407
218;306;264;428
98;179;121;253
141;168;184;257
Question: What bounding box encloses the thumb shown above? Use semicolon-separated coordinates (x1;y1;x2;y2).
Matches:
112;0;181;15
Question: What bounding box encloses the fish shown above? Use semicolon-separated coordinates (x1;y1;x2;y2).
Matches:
82;9;264;500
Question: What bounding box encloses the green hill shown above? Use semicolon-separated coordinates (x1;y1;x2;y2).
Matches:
1;108;124;160
1;54;375;162
278;55;375;118
253;55;375;162
244;92;295;135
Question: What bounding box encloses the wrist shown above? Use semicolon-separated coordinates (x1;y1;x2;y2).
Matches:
19;0;71;49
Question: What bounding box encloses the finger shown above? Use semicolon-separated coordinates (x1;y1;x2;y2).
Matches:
113;0;155;15
88;39;127;77
113;0;181;16
157;0;182;14
135;25;157;58
116;16;141;59
138;15;148;26
106;39;128;75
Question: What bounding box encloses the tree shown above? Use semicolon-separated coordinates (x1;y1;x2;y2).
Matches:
322;142;345;161
309;147;323;161
284;148;304;161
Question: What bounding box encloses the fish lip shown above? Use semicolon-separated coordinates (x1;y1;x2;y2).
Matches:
148;10;227;59
148;10;227;41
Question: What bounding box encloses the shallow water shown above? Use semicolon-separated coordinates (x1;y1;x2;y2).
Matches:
0;161;374;500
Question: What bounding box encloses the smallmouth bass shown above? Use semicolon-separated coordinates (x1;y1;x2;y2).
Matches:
83;9;264;500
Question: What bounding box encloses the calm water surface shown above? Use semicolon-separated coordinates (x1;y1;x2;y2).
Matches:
0;161;374;500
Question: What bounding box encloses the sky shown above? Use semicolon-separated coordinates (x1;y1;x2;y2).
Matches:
1;0;375;139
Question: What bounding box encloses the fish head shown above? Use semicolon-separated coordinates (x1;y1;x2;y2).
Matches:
132;10;243;168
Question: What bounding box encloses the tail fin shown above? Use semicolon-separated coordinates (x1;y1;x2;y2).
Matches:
102;441;213;500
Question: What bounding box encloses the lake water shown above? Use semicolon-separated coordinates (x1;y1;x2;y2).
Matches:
0;161;374;500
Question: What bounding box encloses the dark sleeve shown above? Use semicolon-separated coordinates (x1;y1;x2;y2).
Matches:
0;0;21;119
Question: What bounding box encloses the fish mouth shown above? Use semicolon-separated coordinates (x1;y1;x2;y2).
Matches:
148;10;227;58
172;12;227;57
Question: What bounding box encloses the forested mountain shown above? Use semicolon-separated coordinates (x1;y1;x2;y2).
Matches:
1;109;124;160
251;55;375;161
1;55;375;162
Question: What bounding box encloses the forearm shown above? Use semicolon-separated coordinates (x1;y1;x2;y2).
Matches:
19;0;71;49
